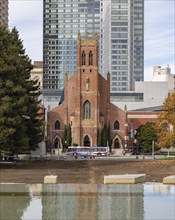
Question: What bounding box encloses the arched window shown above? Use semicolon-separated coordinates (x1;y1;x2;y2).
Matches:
55;120;60;130
89;50;93;65
114;120;120;130
82;51;86;65
83;101;91;119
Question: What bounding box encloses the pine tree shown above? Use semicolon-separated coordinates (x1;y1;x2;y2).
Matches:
155;92;175;148
0;26;44;155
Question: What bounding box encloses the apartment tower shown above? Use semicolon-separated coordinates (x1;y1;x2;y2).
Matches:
0;0;8;27
43;0;144;95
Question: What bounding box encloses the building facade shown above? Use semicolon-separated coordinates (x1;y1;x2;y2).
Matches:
30;61;43;90
47;34;154;155
102;0;144;92
47;33;127;154
43;0;144;95
112;65;175;111
152;65;175;93
0;0;8;27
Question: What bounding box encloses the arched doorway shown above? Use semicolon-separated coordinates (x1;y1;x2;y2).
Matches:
114;138;120;149
52;137;62;155
83;135;91;147
112;135;123;156
54;138;60;149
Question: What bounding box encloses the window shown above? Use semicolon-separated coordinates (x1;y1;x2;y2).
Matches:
114;120;120;130
83;101;91;119
89;50;93;65
82;51;86;65
55;120;60;130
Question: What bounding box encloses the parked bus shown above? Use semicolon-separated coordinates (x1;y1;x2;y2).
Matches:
66;146;110;158
90;146;110;157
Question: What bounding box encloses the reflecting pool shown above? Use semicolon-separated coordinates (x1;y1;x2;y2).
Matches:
0;183;174;220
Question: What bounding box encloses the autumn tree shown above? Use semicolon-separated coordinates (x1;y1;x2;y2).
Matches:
0;26;44;155
155;92;175;148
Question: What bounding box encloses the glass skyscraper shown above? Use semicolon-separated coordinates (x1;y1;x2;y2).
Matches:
43;0;144;93
102;0;144;92
43;0;101;91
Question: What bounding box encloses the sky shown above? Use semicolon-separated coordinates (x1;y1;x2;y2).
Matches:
9;0;175;81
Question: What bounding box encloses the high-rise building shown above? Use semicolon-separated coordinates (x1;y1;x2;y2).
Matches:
43;0;101;92
0;0;8;27
102;0;144;92
43;0;144;95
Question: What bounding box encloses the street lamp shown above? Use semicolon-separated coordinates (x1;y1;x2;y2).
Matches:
152;140;155;160
57;137;60;160
107;140;109;159
124;105;128;150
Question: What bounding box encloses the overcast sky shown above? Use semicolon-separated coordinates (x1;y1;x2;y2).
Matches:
9;0;175;81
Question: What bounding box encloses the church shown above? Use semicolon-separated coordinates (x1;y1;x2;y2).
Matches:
47;33;158;155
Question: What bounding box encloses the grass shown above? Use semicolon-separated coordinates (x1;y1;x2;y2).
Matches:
156;157;175;160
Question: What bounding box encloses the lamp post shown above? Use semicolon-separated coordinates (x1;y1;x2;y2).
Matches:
56;130;60;160
124;105;128;151
107;140;109;159
152;140;155;160
134;138;138;159
64;140;67;152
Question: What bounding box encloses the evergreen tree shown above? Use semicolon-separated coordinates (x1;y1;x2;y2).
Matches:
101;123;107;146
67;124;72;147
0;26;44;155
97;128;101;146
135;122;157;153
107;122;111;149
155;93;175;148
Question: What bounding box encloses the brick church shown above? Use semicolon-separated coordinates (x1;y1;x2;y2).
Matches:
47;33;158;155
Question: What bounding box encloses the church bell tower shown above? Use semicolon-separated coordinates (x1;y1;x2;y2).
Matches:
74;32;100;146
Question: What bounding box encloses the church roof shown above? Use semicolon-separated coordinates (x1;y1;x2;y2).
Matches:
59;89;64;105
130;105;163;112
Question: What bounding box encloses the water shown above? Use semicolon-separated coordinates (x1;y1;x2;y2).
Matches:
0;183;174;220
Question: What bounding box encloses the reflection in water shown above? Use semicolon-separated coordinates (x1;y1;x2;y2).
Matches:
42;184;98;220
98;185;144;220
0;183;174;220
144;184;175;220
0;184;31;220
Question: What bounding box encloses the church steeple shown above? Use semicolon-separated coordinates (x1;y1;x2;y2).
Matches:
76;32;98;72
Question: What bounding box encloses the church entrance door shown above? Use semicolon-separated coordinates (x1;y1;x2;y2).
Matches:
83;135;91;147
